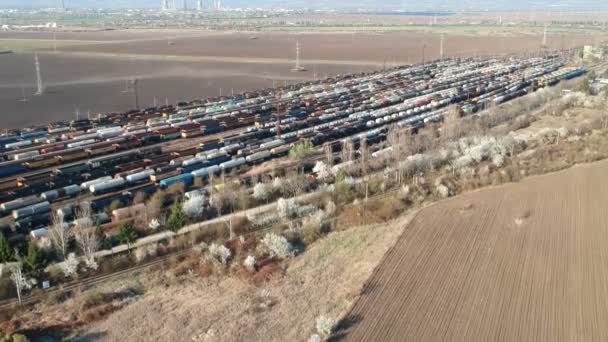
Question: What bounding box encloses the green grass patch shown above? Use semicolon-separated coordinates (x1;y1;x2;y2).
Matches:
0;39;93;52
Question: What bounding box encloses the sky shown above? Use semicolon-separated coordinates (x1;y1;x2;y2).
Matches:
1;0;607;10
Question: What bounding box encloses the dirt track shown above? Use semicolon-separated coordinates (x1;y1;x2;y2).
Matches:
343;160;608;341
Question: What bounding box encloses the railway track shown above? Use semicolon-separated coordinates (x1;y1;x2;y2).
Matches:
0;167;343;308
0;55;592;308
0;250;188;310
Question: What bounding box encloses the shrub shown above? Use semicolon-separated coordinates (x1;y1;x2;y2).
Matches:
0;232;13;263
260;233;294;259
252;182;271;202
243;255;256;272
23;241;45;272
58;253;80;278
316;315;335;337
167;202;186;232
308;334;321;342
11;334;30;342
148;218;161;231
0;278;15;300
183;194;205;220
45;289;69;306
313;161;332;181
289;140;314;160
133;191;146;205
277;197;298;220
81;291;111;310
208;243;231;265
117;223;138;250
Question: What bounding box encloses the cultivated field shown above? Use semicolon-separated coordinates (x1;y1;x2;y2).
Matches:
53;30;601;63
342;159;608;342
0;28;604;128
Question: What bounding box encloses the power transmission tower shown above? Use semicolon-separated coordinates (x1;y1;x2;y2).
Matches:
291;40;306;72
122;79;139;109
133;79;139;110
34;54;45;96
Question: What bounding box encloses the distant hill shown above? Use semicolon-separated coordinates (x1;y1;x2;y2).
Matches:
3;0;608;10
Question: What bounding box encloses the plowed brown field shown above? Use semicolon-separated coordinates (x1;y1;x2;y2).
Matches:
342;160;608;342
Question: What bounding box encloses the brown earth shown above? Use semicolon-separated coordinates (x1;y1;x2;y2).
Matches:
0;51;361;129
342;159;608;342
53;30;600;63
0;29;604;128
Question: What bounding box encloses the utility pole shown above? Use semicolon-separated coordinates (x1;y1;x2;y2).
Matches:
19;86;28;102
122;79;139;109
34;53;44;96
440;33;445;60
422;43;426;67
133;79;139;110
542;24;548;47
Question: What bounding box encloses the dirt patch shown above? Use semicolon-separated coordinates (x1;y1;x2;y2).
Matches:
341;159;608;341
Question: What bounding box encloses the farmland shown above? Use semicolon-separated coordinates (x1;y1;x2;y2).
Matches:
341;159;608;341
0;28;605;128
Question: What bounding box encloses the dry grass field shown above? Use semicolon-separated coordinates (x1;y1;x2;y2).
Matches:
341;159;608;342
76;212;418;342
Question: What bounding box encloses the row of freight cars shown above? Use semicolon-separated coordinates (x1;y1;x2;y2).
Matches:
2;58;580;200
0;56;587;238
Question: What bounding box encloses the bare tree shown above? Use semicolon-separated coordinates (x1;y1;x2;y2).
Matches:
387;126;402;184
359;137;370;201
441;105;463;143
341;138;355;165
324;143;334;167
9;263;30;305
283;172;307;198
49;212;70;261
145;190;164;225
208;171;215;199
73;203;99;264
211;184;238;239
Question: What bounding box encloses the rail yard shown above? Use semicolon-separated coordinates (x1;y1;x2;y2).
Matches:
0;53;586;256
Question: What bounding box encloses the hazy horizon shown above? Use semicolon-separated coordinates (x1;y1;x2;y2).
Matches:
2;0;608;11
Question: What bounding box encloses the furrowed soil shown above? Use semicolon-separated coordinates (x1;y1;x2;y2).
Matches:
342;159;608;342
